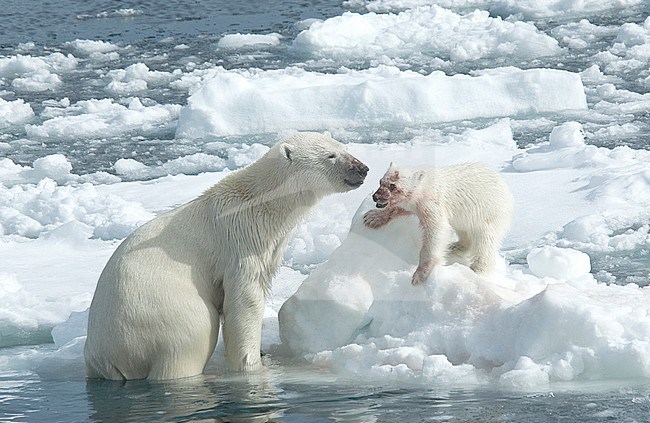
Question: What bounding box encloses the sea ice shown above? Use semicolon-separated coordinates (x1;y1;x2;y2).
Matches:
65;39;119;55
292;6;560;62
353;0;646;18
0;98;34;128
176;66;586;138
218;33;282;49
526;246;591;280
25;97;182;140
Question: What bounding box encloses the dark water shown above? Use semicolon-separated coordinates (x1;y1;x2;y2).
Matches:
3;367;650;422
0;0;344;46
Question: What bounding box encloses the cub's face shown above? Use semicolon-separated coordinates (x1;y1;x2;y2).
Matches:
372;164;422;209
280;132;369;194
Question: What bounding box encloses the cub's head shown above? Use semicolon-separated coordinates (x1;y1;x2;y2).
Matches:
372;163;424;209
277;131;369;194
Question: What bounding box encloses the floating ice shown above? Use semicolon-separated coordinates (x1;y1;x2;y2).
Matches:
32;154;73;183
352;0;646;18
0;273;67;348
76;9;143;20
526;246;591;280
65;39;119;55
345;0;489;13
176;66;586;138
0;177;154;239
0;53;76;92
0;98;34;128
26;97;182;140
511;121;602;171
218;33;282;49
0;53;78;78
105;63;181;95
491;0;646;19
292;6;560;62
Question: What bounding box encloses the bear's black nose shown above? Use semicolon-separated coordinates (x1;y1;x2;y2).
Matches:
359;164;369;177
372;192;379;202
351;158;369;177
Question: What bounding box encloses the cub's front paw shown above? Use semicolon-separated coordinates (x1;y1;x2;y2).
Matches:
411;266;431;286
363;209;390;229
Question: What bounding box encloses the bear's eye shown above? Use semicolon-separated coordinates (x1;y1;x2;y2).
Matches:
327;153;337;160
388;183;396;191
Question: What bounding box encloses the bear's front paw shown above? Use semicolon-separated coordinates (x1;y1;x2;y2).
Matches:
363;209;390;229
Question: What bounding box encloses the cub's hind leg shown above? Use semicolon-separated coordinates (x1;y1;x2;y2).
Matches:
468;231;500;275
447;229;472;265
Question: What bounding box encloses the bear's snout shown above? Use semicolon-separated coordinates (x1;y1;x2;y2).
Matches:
344;156;369;189
353;158;369;178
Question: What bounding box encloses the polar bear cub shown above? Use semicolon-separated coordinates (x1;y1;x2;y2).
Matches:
364;162;513;285
85;132;368;380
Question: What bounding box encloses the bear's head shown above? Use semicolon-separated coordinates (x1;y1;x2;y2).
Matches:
372;163;424;209
277;132;369;195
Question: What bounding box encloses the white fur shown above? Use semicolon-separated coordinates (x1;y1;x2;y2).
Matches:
365;163;513;285
85;132;367;380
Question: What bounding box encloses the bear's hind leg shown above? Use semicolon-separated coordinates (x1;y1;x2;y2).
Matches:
147;302;220;380
85;353;127;381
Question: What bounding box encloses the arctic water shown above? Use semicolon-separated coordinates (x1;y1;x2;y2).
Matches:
1;0;650;421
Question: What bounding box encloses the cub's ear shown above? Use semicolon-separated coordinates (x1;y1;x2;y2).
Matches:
387;162;399;178
413;170;425;183
280;143;293;161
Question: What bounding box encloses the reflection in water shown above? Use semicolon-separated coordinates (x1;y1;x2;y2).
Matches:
2;362;650;422
85;362;394;422
86;370;283;422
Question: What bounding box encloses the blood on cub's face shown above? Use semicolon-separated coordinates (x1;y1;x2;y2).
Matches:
372;168;405;208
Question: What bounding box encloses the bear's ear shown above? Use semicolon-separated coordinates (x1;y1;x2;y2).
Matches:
281;143;293;161
323;131;332;138
413;170;425;183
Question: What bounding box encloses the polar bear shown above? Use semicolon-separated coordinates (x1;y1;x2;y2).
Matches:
84;132;368;380
363;162;512;285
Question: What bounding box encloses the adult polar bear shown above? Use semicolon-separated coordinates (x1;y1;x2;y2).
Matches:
85;132;369;380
